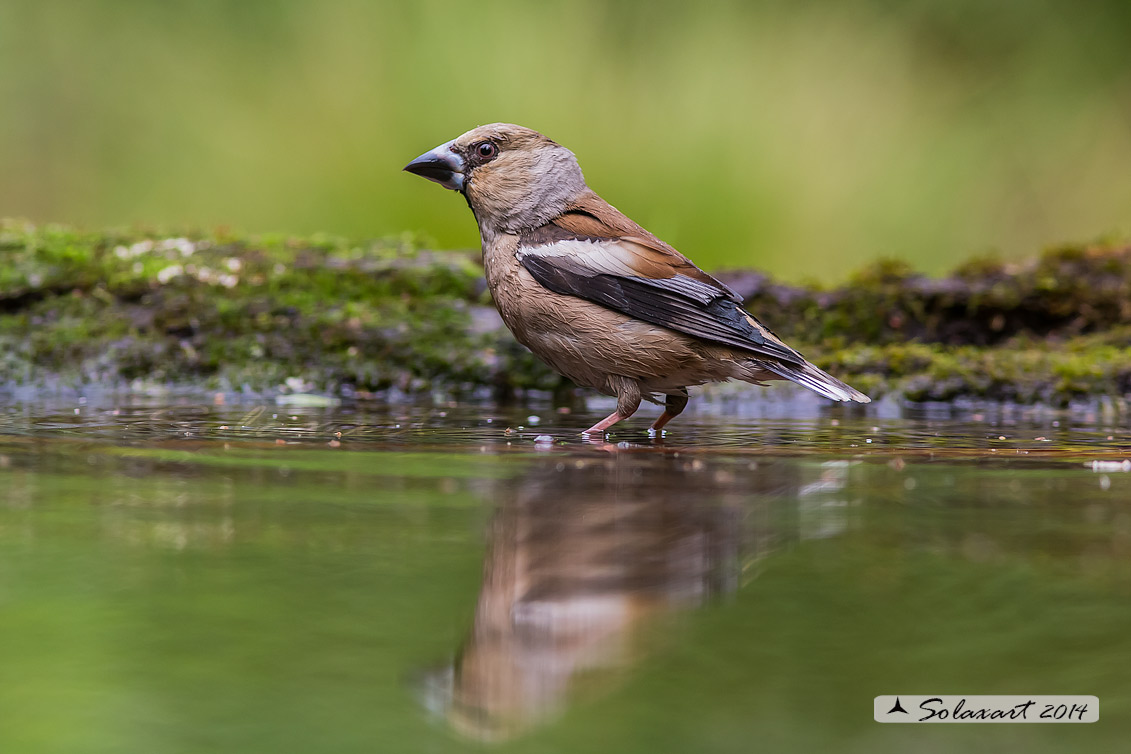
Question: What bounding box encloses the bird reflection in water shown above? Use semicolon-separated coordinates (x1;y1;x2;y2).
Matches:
417;451;844;740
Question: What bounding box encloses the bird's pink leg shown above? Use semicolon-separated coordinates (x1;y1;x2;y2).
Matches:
582;409;634;435
582;379;641;436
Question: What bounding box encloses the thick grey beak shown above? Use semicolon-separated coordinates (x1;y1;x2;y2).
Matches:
403;141;465;191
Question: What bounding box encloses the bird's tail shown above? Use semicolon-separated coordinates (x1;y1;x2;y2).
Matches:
760;359;871;403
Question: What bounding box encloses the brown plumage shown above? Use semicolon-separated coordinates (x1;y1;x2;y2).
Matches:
405;123;870;434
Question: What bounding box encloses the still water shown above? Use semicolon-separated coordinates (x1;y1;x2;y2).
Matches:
1;397;1128;752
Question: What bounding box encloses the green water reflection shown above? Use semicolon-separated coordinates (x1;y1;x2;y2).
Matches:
0;403;1128;752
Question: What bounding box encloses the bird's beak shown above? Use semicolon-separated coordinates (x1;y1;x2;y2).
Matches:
403;140;465;191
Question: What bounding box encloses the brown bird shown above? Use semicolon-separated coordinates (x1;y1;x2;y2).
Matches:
405;124;870;435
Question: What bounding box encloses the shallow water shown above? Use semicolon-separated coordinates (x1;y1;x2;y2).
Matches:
1;397;1129;752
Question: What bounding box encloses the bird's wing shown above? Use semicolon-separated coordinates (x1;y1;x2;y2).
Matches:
515;192;805;365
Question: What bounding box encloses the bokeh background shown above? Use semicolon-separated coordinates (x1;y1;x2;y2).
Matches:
2;0;1129;281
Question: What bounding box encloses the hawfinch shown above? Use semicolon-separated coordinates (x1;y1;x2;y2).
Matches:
405;124;870;435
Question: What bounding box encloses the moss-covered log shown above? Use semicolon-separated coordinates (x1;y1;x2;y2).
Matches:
717;243;1131;346
1;219;1129;405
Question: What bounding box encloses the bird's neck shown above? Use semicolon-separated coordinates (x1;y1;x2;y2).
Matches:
476;221;506;254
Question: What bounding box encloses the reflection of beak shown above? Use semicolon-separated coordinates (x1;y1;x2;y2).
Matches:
403;140;465;191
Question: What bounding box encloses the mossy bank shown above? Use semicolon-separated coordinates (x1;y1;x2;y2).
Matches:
2;219;1130;406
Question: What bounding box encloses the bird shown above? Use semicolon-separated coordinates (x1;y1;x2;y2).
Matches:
404;123;870;435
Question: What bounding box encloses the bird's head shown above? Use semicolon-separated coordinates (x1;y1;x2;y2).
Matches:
404;123;587;234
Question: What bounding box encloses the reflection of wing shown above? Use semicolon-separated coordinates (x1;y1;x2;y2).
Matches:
516;191;805;365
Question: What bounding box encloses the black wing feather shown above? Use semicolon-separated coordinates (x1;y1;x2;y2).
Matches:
518;253;804;365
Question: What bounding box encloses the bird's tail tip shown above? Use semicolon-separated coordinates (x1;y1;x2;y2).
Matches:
762;360;871;404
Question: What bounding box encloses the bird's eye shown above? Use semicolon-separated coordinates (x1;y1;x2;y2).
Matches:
474;141;498;161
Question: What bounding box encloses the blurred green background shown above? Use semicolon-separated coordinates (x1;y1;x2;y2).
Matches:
1;0;1129;281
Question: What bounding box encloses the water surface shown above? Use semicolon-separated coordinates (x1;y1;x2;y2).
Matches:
1;399;1128;752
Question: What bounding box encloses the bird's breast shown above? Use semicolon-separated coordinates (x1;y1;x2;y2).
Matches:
482;234;562;345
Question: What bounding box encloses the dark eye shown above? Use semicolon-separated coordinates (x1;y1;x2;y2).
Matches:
474;141;498;161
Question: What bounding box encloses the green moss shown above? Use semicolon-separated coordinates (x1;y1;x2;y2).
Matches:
0;219;1128;404
727;238;1131;348
0;220;559;396
814;329;1131;405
